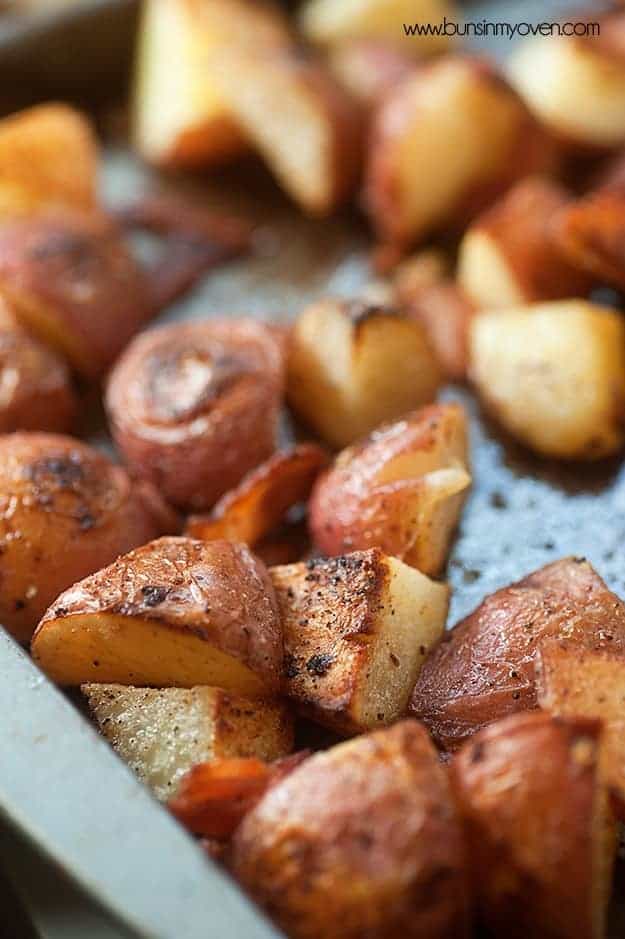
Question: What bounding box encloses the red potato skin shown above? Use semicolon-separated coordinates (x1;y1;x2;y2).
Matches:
409;557;625;752
405;282;474;381
554;182;625;290
450;712;605;939
106;319;285;512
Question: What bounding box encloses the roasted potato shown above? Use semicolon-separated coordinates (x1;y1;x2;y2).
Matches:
32;538;283;695
186;443;328;547
451;712;614;939
409;557;625;752
0;433;175;642
537;642;625;816
230;720;470;939
300;0;457;56
327;40;414;106
392;248;450;305
0;104;98;219
309;404;470;577
469;300;625;460
554;182;625;290
364;57;554;254
287;298;442;448
270;548;449;734
0;210;152;379
405;282;474;382
458;176;591;309
106;319;285;511
82;683;294;801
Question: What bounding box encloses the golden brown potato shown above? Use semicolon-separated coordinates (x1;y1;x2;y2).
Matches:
451;712;614;939
32;537;283;695
287;298;442;448
300;0;457;56
405;282;474;381
537;642;625;816
106;319;285;511
364;57;555;255
458;176;592;309
469;300;625;460
186;443;328;547
0;104;98;219
230;720;470;939
409;557;625;752
0;433;175;643
270;549;448;734
0;210;152;379
309;404;470;577
208;49;362;215
82;683;294;801
554;182;625;290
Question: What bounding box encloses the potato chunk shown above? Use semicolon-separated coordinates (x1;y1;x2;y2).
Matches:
458;176;591;309
81;684;294;801
470;300;625;460
32;538;283;695
270;549;448;734
451;712;614;939
537;643;625;817
410;557;625;752
287;298;442;448
309;404;470;576
231;720;470;939
554;182;625;290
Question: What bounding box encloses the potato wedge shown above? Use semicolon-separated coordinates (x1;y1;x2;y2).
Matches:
451;712;614;939
537;642;625;816
32;537;283;695
270;548;448;734
409;557;625;751
0;104;98;219
309;404;470;576
287;298;442;448
0;433;175;643
231;720;470;939
364;57;554;253
554;182;625;290
458;176;591;309
82;683;294;801
300;0;457;56
469;300;625;460
186;444;328;547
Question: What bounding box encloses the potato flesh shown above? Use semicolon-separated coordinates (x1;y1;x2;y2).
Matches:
33;614;270;695
81;684;293;801
458;229;526;309
470;301;625;460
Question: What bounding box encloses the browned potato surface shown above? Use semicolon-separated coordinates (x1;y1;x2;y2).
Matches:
405;282;474;381
230;720;470;939
82;683;294;801
0;104;98;219
271;549;448;734
554;182;625;290
451;712;614;939
0;210;152;379
410;557;625;751
32;538;283;695
469;300;625;460
0;433;174;642
106;319;285;511
287;298;442;448
458;176;591;308
309;404;470;576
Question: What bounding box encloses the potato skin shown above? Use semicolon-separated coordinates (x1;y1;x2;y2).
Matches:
106;319;284;511
230;720;470;939
0;433;174;642
34;537;283;694
0;210;151;378
554;182;625;290
409;557;625;752
450;712;609;939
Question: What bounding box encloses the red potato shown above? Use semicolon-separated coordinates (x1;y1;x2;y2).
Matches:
328;40;415;106
405;282;475;381
458;176;592;309
0;433;176;643
230;720;471;939
364;56;556;256
451;712;614;939
554;182;625;290
409;557;625;752
186;443;328;547
309;403;470;577
106;319;285;512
